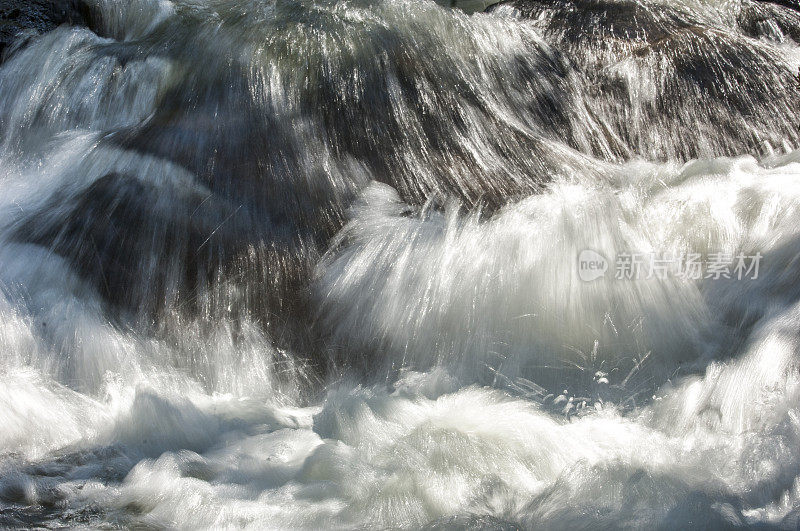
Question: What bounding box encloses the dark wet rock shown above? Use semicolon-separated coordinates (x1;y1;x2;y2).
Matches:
754;0;800;11
15;172;242;312
488;0;701;44
738;0;800;43
112;67;365;247
12;169;321;349
486;0;800;160
109;15;564;216
299;34;564;209
0;0;95;62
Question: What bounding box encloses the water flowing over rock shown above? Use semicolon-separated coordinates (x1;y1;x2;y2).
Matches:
1;0;800;528
487;0;800;159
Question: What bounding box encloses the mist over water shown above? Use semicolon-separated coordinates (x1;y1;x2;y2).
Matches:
1;0;800;527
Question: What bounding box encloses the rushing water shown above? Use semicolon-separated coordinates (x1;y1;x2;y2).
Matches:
1;0;800;527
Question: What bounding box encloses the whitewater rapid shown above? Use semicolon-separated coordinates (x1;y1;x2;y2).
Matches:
1;0;800;528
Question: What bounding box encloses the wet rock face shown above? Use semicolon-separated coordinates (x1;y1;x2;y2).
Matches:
486;0;800;161
13;167;315;324
0;0;94;61
488;0;698;43
755;0;800;11
739;0;800;42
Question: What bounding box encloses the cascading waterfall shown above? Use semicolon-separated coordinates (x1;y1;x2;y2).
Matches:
1;0;800;527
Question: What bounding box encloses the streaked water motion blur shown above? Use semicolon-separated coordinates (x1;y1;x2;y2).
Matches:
1;0;800;527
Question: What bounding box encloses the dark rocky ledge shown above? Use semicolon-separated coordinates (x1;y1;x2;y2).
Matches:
0;0;94;62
